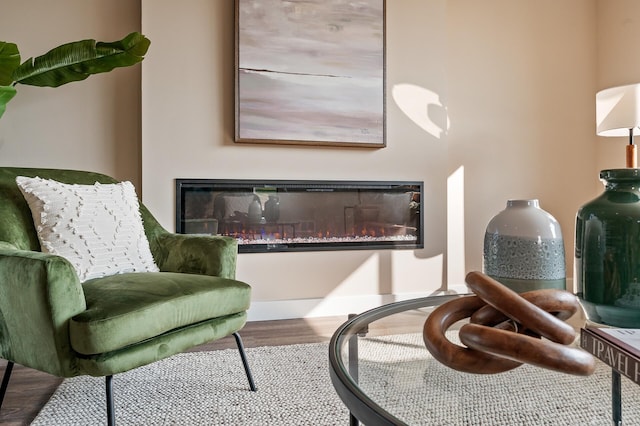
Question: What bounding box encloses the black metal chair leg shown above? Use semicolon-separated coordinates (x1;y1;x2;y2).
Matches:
106;375;115;426
0;361;14;411
233;332;256;391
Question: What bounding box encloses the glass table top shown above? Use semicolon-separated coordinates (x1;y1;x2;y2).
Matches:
328;295;640;426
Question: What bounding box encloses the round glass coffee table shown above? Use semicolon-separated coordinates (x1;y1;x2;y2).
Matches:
328;295;640;426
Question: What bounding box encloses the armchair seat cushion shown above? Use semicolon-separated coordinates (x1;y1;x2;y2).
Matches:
69;272;251;355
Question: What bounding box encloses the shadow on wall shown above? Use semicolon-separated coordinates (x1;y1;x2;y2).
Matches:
393;83;467;286
246;83;467;321
247;250;447;321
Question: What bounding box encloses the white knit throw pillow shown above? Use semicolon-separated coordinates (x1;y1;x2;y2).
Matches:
16;176;159;282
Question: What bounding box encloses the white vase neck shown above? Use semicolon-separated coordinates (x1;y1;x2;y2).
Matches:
507;199;539;208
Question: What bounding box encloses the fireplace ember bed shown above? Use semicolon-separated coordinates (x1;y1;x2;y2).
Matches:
176;179;423;253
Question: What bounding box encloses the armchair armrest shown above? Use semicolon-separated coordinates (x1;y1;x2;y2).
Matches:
151;233;238;279
0;248;86;377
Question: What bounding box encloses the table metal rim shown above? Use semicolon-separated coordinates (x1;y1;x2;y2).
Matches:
328;294;464;425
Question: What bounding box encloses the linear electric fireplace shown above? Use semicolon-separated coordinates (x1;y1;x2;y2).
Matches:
175;179;423;253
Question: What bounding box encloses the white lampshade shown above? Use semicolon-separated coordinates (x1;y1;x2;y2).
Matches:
596;83;640;137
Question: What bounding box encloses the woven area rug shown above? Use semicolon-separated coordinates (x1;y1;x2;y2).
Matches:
31;334;640;425
356;334;640;425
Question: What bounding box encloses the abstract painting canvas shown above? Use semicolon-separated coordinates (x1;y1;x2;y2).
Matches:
235;0;386;147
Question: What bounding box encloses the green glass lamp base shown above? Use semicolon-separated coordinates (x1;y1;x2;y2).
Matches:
579;297;640;328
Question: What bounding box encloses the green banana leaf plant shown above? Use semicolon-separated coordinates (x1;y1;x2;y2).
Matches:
0;32;150;119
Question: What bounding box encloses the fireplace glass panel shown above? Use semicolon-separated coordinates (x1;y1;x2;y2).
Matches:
176;179;423;253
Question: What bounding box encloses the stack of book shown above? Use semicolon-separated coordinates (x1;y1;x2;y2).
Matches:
580;327;640;384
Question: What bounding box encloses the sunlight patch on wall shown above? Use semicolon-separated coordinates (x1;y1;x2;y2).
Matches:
447;166;467;290
391;83;449;139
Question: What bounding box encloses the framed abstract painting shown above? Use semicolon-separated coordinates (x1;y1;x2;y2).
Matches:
235;0;386;148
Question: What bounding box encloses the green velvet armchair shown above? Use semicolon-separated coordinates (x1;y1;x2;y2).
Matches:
0;167;255;425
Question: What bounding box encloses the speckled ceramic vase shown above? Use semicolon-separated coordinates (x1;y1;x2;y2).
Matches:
483;199;566;293
575;169;640;327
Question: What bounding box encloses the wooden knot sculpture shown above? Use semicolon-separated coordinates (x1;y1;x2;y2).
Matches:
423;271;596;376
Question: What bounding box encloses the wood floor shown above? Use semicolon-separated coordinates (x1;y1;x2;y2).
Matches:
0;313;426;426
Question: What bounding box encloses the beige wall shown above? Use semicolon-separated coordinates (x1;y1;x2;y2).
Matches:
446;0;598;288
141;0;452;319
0;0;142;188
595;0;640;173
2;1;639;320
140;0;604;319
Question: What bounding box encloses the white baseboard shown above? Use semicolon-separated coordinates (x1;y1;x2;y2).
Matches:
246;289;466;322
249;280;575;322
447;283;470;294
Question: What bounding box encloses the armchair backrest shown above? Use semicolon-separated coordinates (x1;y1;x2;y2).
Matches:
0;167;165;252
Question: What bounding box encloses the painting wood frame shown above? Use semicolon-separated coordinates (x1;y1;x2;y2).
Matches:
234;0;386;148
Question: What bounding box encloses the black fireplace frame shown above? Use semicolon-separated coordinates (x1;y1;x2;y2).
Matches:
175;179;424;253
